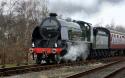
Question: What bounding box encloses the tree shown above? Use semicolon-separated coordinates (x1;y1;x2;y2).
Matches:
0;0;49;66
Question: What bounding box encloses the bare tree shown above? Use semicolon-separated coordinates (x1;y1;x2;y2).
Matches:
105;23;125;33
0;0;49;66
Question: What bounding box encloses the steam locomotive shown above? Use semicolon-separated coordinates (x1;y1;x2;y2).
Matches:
30;13;125;64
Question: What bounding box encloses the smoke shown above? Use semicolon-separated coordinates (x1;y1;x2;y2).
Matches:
63;42;89;61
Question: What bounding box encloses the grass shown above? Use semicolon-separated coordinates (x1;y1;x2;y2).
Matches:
0;63;34;68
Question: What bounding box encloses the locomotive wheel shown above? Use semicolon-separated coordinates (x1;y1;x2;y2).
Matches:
46;59;51;64
60;49;67;56
36;54;42;64
55;54;61;64
47;54;55;64
124;50;125;56
76;56;82;62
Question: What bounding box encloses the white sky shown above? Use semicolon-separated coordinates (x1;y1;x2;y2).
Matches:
1;0;125;27
48;0;125;27
88;1;125;26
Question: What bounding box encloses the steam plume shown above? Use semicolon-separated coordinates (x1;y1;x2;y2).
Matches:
63;42;89;61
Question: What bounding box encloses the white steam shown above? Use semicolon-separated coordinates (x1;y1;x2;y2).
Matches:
63;42;89;61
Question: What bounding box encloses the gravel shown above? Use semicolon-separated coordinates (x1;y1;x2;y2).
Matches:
1;62;105;78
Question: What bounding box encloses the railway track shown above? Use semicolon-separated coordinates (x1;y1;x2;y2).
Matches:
0;57;124;77
104;66;125;78
0;61;94;76
0;63;75;76
66;57;125;78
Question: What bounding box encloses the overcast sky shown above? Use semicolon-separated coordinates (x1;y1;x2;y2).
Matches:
48;0;125;26
1;0;125;27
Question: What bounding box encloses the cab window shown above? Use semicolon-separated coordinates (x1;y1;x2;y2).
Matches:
68;29;82;41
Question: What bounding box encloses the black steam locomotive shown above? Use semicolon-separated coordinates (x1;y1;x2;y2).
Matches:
30;13;125;64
